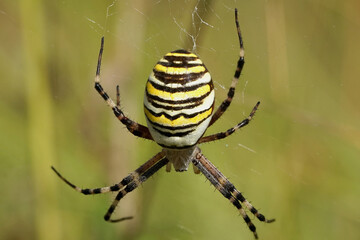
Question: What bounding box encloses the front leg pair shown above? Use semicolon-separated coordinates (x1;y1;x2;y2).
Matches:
94;37;153;140
200;8;260;144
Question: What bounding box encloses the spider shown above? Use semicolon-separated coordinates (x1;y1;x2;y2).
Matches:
52;8;274;239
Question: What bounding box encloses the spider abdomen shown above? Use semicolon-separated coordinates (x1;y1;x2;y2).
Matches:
144;50;215;149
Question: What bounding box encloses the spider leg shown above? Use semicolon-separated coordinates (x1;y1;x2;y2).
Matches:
51;166;130;195
104;156;169;222
195;149;274;223
94;37;153;140
51;152;165;196
116;85;120;108
209;8;245;127
52;152;168;222
193;149;274;238
199;101;260;144
192;149;259;239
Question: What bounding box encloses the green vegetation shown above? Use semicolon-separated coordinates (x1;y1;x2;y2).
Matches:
1;0;359;239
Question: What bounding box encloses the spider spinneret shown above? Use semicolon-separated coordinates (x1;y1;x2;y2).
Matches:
52;8;274;239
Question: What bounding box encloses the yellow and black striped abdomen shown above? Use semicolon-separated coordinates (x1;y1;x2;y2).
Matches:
144;50;215;149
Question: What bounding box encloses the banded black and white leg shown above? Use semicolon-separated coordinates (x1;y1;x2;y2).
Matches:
94;37;153;140
105;155;169;222
209;8;246;127
192;148;274;239
51;151;168;222
199;101;260;144
192;151;258;238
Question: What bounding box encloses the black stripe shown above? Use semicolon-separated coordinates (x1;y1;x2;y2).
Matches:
249;223;256;232
244;215;251;223
224;181;235;191
250;207;258;214
235;192;246;202
149;79;210;93
110;185;120;191
158;59;202;68
165;49;197;61
147;98;202;111
146;87;213;105
153;70;207;84
123;182;137;195
234;58;244;78
163;49;205;63
145;110;212;131
152;126;195;137
93;188;102;194
164;55;197;62
141;158;169;179
146;117;199;130
232;199;242;209
95;83;109;101
81;189;92;195
257;213;266;221
145;105;212;121
115;191;124;201
121;175;133;185
228;87;235;98
106;204;115;215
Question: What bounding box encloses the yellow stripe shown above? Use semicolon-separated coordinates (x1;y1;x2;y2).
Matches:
144;107;213;126
154;64;206;75
146;82;210;100
166;52;198;58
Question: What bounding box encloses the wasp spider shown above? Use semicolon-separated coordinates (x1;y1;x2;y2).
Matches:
52;8;274;239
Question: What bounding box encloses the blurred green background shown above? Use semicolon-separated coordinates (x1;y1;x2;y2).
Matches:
1;0;359;239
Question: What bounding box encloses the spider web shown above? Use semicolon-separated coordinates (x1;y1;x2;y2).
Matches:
85;1;233;59
84;0;256;151
82;0;265;237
